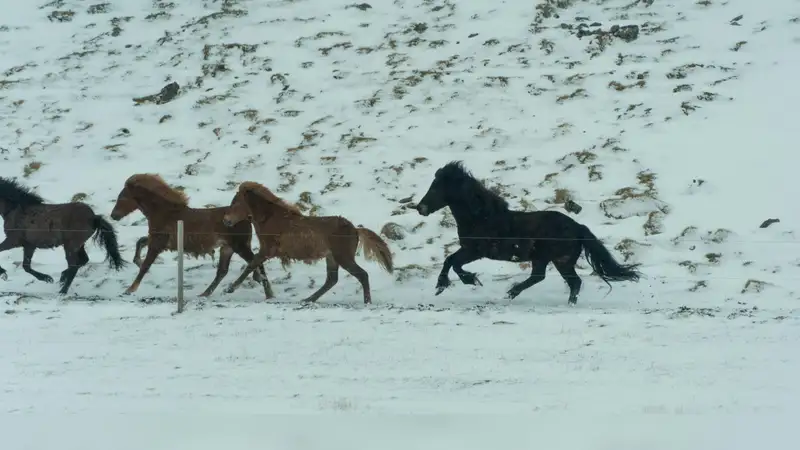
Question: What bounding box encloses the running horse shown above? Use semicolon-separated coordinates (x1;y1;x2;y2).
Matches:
414;161;642;304
0;177;126;294
109;174;272;298
221;181;394;304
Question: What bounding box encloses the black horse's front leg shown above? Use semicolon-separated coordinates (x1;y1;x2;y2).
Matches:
435;247;483;295
0;238;21;281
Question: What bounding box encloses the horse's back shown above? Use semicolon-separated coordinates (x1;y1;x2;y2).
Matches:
20;202;95;224
509;209;578;233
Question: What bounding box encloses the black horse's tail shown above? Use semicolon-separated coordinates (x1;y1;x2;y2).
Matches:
579;224;641;288
91;215;127;271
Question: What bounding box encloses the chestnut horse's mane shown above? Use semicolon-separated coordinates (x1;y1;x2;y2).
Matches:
239;181;302;215
125;174;189;206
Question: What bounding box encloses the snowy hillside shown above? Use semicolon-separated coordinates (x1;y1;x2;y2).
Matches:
2;0;800;429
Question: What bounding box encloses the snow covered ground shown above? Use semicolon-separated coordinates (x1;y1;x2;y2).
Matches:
2;0;800;446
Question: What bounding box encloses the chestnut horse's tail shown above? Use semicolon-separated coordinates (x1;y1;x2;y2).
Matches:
356;226;394;273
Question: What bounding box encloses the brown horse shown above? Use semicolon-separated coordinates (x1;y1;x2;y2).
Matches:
221;181;394;304
109;174;273;298
0;177;126;294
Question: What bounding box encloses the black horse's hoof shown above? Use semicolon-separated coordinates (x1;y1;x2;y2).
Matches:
460;272;482;287
435;276;451;295
0;272;7;282
40;275;54;284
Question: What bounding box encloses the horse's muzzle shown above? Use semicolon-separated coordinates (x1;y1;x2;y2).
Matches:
222;218;233;227
415;203;429;216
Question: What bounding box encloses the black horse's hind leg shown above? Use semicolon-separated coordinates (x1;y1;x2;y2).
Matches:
59;246;89;295
59;246;88;284
553;258;582;305
22;245;53;283
506;258;548;300
435;247;483;295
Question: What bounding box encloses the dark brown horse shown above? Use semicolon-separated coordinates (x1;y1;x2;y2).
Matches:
0;177;126;294
221;181;394;304
109;174;272;298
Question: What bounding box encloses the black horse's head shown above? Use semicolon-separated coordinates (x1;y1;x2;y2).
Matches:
415;161;470;216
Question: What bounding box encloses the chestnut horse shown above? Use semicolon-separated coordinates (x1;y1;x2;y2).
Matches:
109;174;272;298
221;181;393;304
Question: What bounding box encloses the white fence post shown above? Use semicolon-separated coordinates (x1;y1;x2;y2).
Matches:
176;220;185;314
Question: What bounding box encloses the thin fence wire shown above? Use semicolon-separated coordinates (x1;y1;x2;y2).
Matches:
0;260;797;283
0;227;797;244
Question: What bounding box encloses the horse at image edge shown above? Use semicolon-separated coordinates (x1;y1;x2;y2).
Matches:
0;177;126;295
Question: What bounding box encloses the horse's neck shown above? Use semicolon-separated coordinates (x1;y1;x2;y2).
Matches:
447;203;485;232
249;201;287;224
1;203;40;221
137;197;185;221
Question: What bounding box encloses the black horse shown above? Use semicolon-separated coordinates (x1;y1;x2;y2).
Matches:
0;177;126;294
414;161;641;305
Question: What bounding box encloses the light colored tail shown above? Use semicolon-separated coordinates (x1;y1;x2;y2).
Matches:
356;227;394;273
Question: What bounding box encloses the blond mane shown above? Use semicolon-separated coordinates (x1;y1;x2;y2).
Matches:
125;174;189;206
239;181;302;215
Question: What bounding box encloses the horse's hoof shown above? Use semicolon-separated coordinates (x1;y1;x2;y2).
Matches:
197;292;210;298
0;272;7;281
41;275;54;284
460;272;481;287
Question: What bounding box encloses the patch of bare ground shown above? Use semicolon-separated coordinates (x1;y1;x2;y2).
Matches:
600;170;669;235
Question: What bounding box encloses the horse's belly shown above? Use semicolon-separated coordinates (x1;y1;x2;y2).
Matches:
276;232;328;261
486;240;534;262
24;231;63;249
167;233;218;255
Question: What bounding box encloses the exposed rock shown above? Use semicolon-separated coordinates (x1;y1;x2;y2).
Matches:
564;199;582;214
133;81;180;106
759;218;780;228
576;24;640;42
381;222;406;241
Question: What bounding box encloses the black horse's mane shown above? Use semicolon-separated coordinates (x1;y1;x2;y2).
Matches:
439;161;509;214
0;177;45;207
